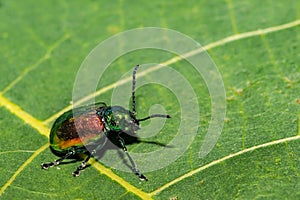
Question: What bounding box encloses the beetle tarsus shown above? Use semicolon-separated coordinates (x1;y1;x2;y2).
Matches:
139;174;148;181
72;170;81;177
135;170;148;181
41;162;54;169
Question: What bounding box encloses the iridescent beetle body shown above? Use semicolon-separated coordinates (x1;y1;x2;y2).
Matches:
49;102;106;157
41;65;170;180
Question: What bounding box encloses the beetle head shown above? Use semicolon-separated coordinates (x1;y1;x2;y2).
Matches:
101;106;140;134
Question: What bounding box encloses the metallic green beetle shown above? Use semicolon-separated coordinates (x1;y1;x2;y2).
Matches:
41;65;170;180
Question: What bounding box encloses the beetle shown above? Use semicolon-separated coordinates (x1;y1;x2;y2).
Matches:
41;65;170;181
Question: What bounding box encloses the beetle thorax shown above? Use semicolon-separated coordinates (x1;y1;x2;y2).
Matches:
100;106;139;133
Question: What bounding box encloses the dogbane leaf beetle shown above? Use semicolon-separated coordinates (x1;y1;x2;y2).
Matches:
41;65;171;181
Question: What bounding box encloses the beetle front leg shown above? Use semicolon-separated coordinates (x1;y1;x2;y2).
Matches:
41;148;76;169
118;136;148;181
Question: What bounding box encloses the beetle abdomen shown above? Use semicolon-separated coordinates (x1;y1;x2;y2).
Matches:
50;111;105;153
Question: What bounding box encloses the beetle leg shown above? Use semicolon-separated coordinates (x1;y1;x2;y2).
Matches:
41;148;76;169
118;136;148;181
73;137;108;176
72;153;92;177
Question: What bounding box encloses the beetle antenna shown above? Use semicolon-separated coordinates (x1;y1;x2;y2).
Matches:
132;64;139;115
138;114;171;122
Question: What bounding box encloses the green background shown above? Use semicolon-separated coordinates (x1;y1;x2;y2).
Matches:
0;0;299;199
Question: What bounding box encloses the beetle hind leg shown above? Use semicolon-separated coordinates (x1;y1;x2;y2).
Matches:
41;148;76;169
72;139;107;177
72;153;92;177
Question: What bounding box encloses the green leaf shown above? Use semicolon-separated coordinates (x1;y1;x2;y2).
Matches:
1;0;299;199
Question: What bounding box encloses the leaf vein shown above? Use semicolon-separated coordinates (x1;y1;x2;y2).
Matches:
225;0;239;34
149;134;300;196
0;144;49;196
1;33;70;95
43;19;300;124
